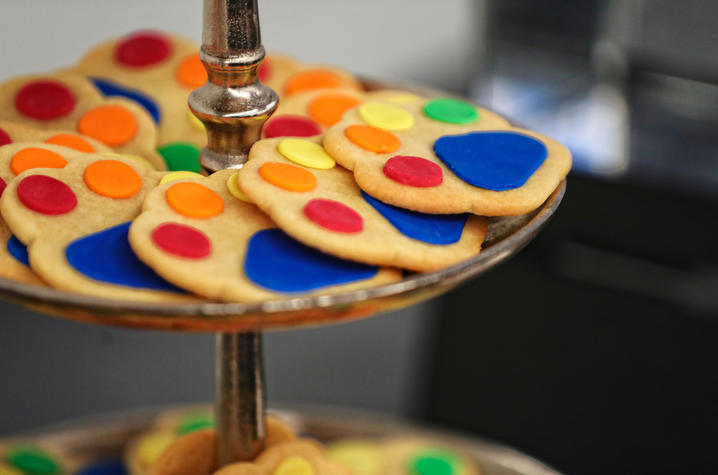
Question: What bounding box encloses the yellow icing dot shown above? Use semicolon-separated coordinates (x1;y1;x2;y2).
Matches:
0;463;23;475
358;102;414;131
273;456;315;475
137;431;175;467
160;171;203;185
327;442;384;475
226;172;251;202
188;109;205;132
105;152;154;169
277;138;335;170
387;93;421;104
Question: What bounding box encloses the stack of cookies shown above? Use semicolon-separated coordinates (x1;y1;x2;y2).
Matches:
0;30;571;303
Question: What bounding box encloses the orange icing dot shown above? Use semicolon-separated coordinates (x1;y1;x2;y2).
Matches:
10;147;67;175
308;93;362;127
259;162;317;192
176;53;207;89
84;160;142;198
78;105;138;146
45;133;95;153
166;182;224;218
345;125;400;153
284;70;344;95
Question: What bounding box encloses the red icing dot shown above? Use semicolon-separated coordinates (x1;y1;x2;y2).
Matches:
263;115;321;138
152;223;211;259
258;59;271;82
0;127;11;146
17;175;77;215
115;31;171;68
15;80;76;120
383;155;443;187
303;199;363;233
0;177;6;198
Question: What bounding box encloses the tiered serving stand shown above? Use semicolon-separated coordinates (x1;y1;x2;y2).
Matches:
0;1;565;473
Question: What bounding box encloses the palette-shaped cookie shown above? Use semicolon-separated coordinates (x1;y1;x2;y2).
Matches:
0;120;111;154
237;136;487;272
71;30;206;172
129;170;400;302
327;437;479;475
323;96;572;216
0;72;165;170
0;153;193;302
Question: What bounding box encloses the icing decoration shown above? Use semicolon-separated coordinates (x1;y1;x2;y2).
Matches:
7;235;29;266
14;80;76;120
187;110;205;132
65;222;183;291
0;177;5;197
226;172;252;202
10;147;67;176
277;138;335;169
244;228;378;292
258;58;270;82
358;102;414;131
308;93;362;126
259;162;317;192
409;450;460;475
78;105;138;146
327;443;384;475
387;92;421;104
76;458;127;475
177;413;214;435
0;128;11;146
303;199;363;233
165;182;224;218
91;77;161;124
264;116;321;139
151;223;211;259
433;131;547;191
158;142;202;173
84;160;142;199
383;155;443;187
115;31;171;68
45;133;95;153
159;171;203;185
137;432;175;467
5;446;59;474
345;125;400;153
362;191;467;245
176;53;207;88
284;70;344;95
423;98;478;125
17;175;77;215
274;456;314;475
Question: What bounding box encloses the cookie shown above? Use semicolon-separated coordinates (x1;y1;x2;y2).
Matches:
323;96;572;216
215;440;351;475
258;53;303;98
0;152;193;301
0;120;111;154
260;53;362;98
71;30;205;172
0;72;165;170
129;169;401;302
237;136;488;272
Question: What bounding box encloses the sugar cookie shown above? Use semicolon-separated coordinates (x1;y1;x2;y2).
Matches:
0;120;111;154
129;170;401;302
259;53;362;98
0;73;164;169
238;136;488;272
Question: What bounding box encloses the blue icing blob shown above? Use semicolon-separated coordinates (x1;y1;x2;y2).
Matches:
7;235;30;266
65;222;183;292
91;77;161;124
361;191;467;245
433;131;548;191
245;229;379;293
77;458;127;475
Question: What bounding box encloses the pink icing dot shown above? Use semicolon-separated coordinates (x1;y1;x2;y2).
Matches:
0;127;11;146
17;175;77;215
303;198;363;233
258;58;271;82
15;80;76;120
152;223;211;259
115;31;171;68
383;155;443;187
0;177;6;198
263;115;322;138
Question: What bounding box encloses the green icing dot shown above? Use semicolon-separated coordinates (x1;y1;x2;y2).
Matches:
5;446;59;474
409;450;459;475
158;142;202;173
423;98;479;125
177;413;214;435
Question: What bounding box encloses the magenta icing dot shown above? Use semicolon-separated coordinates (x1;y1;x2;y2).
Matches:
0;177;6;198
304;198;363;233
17;175;77;215
152;223;211;259
115;31;171;68
0;127;12;146
383;155;443;187
14;80;76;120
263;115;321;138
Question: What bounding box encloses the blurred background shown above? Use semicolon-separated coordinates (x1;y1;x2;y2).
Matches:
1;0;717;474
